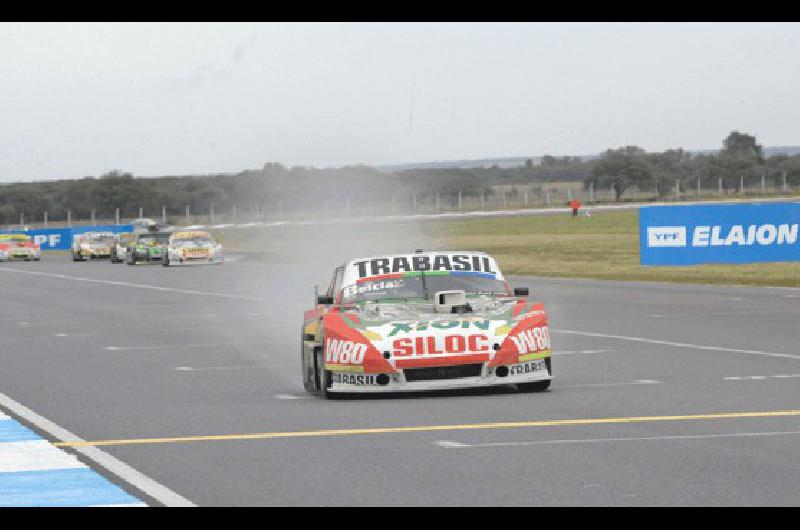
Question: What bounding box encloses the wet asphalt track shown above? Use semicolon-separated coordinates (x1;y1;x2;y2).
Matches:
1;253;799;506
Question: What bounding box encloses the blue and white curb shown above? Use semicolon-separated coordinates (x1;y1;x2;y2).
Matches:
0;410;146;507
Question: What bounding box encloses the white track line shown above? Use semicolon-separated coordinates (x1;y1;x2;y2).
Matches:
553;379;661;389
106;341;269;351
0;392;195;507
553;349;613;355
0;268;261;301
724;374;800;381
552;329;800;361
174;365;269;372
435;430;800;448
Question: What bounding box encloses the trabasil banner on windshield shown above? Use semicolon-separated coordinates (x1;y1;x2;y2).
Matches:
345;253;503;285
639;202;800;265
0;225;134;251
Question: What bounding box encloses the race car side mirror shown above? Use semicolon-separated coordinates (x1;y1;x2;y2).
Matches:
513;287;529;297
317;295;334;305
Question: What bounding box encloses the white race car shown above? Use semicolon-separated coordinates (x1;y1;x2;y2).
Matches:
71;232;117;261
0;234;41;262
163;230;224;266
110;233;136;264
302;251;552;398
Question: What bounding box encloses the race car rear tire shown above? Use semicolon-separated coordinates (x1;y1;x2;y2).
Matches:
517;380;551;393
316;347;331;399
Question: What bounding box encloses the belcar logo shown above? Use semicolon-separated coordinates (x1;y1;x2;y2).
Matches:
510;326;551;354
325;339;368;364
647;227;687;247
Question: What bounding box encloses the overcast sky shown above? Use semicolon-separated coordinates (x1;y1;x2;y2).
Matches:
1;22;799;182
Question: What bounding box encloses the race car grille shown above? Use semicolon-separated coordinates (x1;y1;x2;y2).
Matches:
403;363;483;382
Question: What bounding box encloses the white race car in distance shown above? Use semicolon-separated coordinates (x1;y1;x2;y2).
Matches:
0;234;41;262
71;232;117;261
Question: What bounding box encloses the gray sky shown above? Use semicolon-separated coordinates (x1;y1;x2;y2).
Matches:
1;22;799;182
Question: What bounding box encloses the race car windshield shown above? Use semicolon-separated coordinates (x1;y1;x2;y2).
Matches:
138;236;166;244
340;274;509;303
1;237;31;244
87;235;116;243
173;236;214;246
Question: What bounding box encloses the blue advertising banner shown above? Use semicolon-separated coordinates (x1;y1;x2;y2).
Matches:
0;225;134;251
639;202;800;266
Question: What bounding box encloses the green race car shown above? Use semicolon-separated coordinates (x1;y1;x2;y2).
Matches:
126;231;171;265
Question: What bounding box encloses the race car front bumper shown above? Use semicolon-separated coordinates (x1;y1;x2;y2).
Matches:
1;251;37;261
132;251;164;262
326;357;551;393
168;254;224;265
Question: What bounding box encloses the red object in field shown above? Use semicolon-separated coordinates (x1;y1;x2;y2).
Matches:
569;199;581;216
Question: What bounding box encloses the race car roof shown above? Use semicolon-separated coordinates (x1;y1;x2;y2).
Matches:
341;251;503;287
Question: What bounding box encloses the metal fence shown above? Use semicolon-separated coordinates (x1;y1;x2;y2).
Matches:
4;179;800;230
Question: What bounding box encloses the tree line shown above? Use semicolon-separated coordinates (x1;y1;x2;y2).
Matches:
1;131;798;224
585;132;800;202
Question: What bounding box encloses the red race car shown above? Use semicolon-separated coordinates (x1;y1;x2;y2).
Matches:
302;251;552;398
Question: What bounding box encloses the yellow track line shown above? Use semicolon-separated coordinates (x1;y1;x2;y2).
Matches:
53;409;800;448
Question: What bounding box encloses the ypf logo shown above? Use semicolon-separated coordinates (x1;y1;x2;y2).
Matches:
647;226;687;248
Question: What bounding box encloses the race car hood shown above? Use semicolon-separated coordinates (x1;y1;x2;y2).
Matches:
134;244;163;252
173;243;217;254
1;242;35;249
320;298;550;373
84;242;111;250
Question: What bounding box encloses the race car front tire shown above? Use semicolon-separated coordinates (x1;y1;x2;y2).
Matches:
301;329;315;393
517;380;551;393
316;347;331;399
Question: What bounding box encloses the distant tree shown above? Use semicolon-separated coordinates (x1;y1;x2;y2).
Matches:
541;155;556;167
585;146;651;202
718;131;764;187
648;149;693;197
766;154;800;186
722;131;763;162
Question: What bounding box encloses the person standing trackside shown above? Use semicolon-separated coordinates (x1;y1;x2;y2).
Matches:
569;199;581;217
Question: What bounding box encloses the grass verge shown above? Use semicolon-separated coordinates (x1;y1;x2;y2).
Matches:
420;211;800;287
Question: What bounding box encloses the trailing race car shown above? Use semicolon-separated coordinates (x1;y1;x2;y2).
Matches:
110;233;137;263
130;218;157;233
71;232;117;261
163;230;224;266
126;231;171;265
302;251;552;398
0;234;41;262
